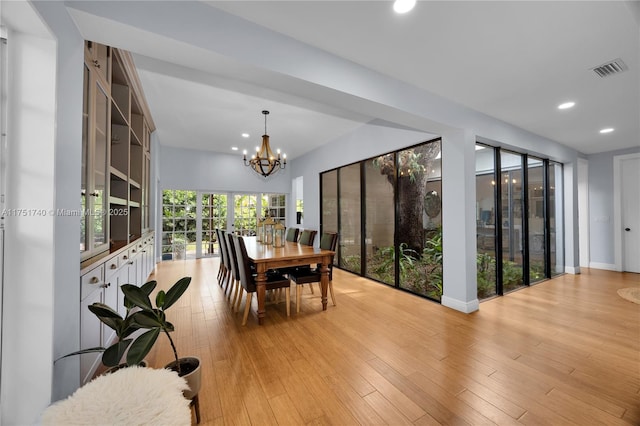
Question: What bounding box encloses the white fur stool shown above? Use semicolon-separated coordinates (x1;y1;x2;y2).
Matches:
41;366;191;425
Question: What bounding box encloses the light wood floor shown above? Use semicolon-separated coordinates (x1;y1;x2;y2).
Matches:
144;259;640;425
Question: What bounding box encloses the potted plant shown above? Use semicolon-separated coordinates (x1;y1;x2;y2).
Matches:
121;277;201;403
172;235;187;260
55;281;159;370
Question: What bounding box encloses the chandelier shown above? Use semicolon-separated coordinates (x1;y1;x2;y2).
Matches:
243;110;286;178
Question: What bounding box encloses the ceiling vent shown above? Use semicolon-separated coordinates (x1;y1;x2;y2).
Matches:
591;58;628;78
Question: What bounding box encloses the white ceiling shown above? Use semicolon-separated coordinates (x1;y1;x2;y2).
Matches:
67;1;639;158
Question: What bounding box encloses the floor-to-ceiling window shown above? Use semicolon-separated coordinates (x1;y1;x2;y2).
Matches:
364;157;395;285
320;138;442;302
338;163;362;273
475;144;564;299
500;151;525;292
475;145;498;298
527;157;545;283
397;141;442;301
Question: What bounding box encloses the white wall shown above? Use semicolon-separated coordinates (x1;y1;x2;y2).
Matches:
587;146;640;269
159;145;291;193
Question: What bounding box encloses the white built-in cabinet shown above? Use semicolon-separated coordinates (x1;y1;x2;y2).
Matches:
79;40;155;384
80;234;155;384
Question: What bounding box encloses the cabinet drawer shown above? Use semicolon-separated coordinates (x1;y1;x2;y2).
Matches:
81;264;104;301
119;251;131;266
104;256;119;279
128;245;141;258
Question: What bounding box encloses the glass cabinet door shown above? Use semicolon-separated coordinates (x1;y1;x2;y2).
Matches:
81;66;110;259
92;81;109;250
81;64;89;252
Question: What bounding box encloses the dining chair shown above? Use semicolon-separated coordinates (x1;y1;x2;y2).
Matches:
285;227;299;243
218;229;232;293
233;235;291;325
224;232;242;308
215;229;224;282
289;232;338;313
298;229;317;246
216;229;229;288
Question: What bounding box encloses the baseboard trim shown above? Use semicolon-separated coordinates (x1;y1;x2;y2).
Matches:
441;296;479;313
588;262;619;271
564;266;580;274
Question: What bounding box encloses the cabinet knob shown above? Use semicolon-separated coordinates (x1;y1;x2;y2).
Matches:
110;263;117;269
123;255;128;260
90;276;99;284
93;59;100;68
128;261;134;265
625;227;631;231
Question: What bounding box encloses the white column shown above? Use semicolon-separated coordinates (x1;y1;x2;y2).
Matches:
1;28;57;424
563;162;580;274
440;129;479;313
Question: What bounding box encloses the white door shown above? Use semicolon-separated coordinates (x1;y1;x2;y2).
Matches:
621;156;640;273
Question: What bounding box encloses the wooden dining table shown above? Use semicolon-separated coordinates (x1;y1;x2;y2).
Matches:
242;236;335;325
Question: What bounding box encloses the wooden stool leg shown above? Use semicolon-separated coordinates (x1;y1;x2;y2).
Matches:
190;394;200;424
296;285;302;314
329;282;336;306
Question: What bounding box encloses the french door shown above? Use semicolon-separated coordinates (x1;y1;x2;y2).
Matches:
162;191;286;259
233;194;260;236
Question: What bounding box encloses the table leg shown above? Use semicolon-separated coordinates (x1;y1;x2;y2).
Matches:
255;264;267;325
319;258;330;311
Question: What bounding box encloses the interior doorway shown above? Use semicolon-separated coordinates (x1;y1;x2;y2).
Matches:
615;153;640;273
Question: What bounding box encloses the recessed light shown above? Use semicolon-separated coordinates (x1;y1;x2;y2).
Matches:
231;147;238;151
241;133;250;138
558;101;575;110
393;0;416;14
599;128;614;134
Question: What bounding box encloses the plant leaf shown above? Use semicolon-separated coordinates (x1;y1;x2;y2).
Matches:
132;310;163;328
88;303;124;333
54;347;105;363
156;290;166;309
121;284;153;310
123;280;157;310
126;328;159;365
140;280;157;296
102;339;132;367
162;277;191;310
